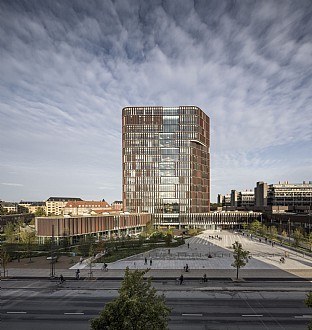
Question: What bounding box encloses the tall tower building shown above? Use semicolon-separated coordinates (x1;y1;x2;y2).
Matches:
122;106;210;226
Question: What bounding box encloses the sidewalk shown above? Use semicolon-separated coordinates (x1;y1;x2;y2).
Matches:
2;230;312;280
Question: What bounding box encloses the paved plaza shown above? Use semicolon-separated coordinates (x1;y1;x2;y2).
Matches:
68;230;312;280
3;230;312;280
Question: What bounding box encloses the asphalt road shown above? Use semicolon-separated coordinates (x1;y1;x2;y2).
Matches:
2;286;312;330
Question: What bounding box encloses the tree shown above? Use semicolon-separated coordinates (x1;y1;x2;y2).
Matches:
0;204;7;215
249;220;261;235
241;222;248;231
293;228;304;247
20;229;36;262
231;241;251;280
259;224;268;237
307;233;312;252
142;221;155;238
269;226;278;240
305;292;312;330
3;222;16;243
34;207;46;217
0;244;10;277
90;268;171;330
78;235;95;257
281;230;288;241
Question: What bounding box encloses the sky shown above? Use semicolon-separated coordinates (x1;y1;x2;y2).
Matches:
0;0;312;204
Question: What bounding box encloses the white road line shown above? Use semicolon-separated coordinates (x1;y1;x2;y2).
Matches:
242;314;263;317
7;311;27;314
294;315;312;319
64;312;85;315
182;313;203;316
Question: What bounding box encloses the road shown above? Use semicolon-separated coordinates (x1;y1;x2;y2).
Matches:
2;284;312;330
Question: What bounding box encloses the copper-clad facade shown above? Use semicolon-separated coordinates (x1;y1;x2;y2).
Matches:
122;106;210;226
36;213;151;241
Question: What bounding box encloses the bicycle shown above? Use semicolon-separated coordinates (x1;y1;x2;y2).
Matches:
199;274;208;284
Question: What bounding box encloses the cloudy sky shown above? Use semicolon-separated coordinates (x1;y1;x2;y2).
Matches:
1;0;311;204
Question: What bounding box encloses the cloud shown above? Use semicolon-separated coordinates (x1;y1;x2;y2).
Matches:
0;0;311;202
1;183;24;187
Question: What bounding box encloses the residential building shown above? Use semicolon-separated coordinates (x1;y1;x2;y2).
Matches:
19;201;46;214
122;106;210;227
64;200;112;216
111;200;123;211
46;197;82;216
0;201;19;213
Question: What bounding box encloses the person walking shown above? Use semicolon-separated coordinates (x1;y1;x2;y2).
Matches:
75;268;80;280
59;274;65;284
179;274;184;285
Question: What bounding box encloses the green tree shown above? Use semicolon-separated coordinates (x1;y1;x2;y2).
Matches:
281;230;288;241
249;220;261;235
78;235;95;257
90;268;171;330
269;226;278;240
305;292;312;330
0;204;7;215
0;244;10;277
20;229;36;262
164;232;172;247
143;222;155;238
231;241;251;280
241;222;248;231
34;207;46;217
259;224;268;237
306;233;312;252
293;228;304;247
4;222;16;243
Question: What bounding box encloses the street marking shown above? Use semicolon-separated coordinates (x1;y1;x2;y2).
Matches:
294;315;312;319
242;314;263;317
64;312;85;315
7;312;27;314
182;313;203;316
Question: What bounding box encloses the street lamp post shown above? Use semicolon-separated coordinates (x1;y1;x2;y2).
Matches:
288;219;291;243
49;224;56;278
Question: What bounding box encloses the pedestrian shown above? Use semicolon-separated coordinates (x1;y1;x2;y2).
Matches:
185;263;189;272
202;273;207;282
76;268;80;280
59;274;65;284
179;274;184;285
144;257;147;265
150;258;152;266
79;256;83;264
187;243;190;249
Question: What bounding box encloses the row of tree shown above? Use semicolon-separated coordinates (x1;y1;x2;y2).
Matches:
244;220;312;250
